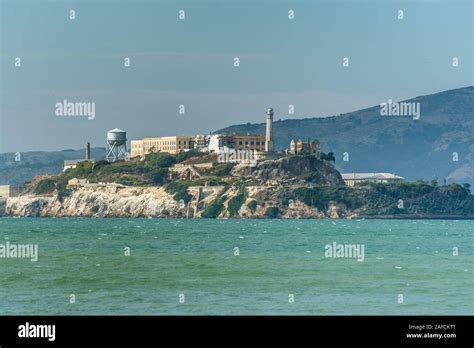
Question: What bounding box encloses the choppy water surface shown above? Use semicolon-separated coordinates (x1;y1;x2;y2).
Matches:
0;218;472;315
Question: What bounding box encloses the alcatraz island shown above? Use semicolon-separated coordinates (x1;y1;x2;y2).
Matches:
1;108;473;219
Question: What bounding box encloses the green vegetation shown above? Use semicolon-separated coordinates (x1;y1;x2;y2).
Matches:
163;177;231;205
247;200;258;213
61;152;181;186
292;181;474;216
293;186;363;210
149;168;169;185
213;163;235;177
202;195;227;218
164;181;192;203
174;190;192;204
175;150;206;163
25;144;474;219
57;188;72;203
116;176;146;186
144;153;176;168
67;160;94;178
34;178;57;195
320;152;335;162
227;188;247;216
57;151;234;189
265;207;280;218
164;181;189;194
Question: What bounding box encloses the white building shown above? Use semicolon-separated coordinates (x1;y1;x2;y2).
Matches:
342;173;405;187
208;134;225;153
194;134;209;152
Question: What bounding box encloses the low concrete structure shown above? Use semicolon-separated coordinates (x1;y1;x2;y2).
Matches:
67;178;89;188
342;173;404;186
63;160;81;171
0;185;21;198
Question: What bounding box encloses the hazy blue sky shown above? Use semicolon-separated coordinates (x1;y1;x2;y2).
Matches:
0;0;472;152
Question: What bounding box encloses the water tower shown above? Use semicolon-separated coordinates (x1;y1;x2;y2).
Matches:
106;128;127;162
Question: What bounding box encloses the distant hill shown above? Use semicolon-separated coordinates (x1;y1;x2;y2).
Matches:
217;86;474;187
0;148;105;185
1;87;472;188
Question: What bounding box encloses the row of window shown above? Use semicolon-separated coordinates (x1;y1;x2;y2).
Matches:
141;141;192;147
238;141;264;146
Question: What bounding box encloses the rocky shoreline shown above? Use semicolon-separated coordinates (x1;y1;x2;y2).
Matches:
0;185;339;219
1;155;472;220
1;184;473;219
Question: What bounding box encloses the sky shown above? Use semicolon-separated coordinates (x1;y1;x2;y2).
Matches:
0;0;472;152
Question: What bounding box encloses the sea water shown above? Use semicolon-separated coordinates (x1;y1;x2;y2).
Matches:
0;218;472;315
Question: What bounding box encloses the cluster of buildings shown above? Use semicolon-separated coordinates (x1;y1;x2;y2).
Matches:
130;134;268;157
130;108;283;161
58;107;404;188
289;138;320;157
129;108;322;162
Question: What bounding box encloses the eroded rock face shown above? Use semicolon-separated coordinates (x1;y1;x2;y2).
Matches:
4;183;350;219
5;186;184;218
232;156;344;186
0;198;6;216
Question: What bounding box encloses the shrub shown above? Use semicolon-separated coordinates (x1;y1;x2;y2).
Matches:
116;176;145;186
176;150;204;163
293;186;362;210
144;152;176;168
34;178;56;195
265;207;280;218
57;188;72;203
227;189;247;216
165;181;189;194
156;155;176;168
247;200;258;213
66;160;94;178
148;168;169;185
93;160;110;170
174;190;192;204
165;181;192;203
202;195;227;218
213;163;235;177
320;152;335;162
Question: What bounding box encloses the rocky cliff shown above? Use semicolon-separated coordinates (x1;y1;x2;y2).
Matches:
2;154;472;219
232;156;343;186
2;184;343;219
3;180;473;219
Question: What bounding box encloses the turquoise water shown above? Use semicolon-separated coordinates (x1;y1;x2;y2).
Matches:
0;218;472;315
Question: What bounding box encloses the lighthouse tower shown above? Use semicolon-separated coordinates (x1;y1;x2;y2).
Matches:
265;108;274;152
